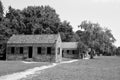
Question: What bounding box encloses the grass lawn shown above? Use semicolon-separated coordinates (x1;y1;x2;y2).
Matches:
27;56;120;80
0;61;50;76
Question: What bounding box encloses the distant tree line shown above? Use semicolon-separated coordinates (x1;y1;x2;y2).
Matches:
0;0;119;57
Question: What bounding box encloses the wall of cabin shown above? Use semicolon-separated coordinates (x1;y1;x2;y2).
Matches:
6;43;56;62
55;34;62;62
62;49;78;59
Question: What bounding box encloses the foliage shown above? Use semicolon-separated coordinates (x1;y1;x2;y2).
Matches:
116;47;120;56
76;21;116;55
5;6;74;41
21;6;61;34
77;41;88;54
0;0;9;56
0;0;3;21
58;21;74;41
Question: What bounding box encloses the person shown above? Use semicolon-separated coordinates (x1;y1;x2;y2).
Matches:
83;51;86;59
89;49;95;59
84;50;90;59
79;52;83;59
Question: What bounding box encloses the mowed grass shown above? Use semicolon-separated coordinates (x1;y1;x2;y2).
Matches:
0;61;49;76
28;56;120;80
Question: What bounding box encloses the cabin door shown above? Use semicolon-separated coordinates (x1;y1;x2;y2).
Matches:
28;46;33;58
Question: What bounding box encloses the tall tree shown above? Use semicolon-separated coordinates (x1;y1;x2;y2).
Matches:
0;0;3;21
21;6;61;34
6;6;25;34
76;20;116;55
0;0;11;56
58;21;73;41
0;0;5;40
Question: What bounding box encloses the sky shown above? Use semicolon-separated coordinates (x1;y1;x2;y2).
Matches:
1;0;120;46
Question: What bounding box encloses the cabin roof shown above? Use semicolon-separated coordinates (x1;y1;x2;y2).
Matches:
62;42;78;49
7;34;59;44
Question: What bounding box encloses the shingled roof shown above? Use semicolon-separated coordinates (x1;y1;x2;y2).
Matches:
7;34;59;44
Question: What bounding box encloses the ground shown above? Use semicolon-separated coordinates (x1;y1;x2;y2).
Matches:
0;61;49;76
0;56;120;80
23;56;120;80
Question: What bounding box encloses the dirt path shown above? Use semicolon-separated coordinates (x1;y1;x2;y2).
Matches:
0;60;78;80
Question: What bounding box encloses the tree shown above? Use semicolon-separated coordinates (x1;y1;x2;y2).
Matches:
21;6;61;34
0;0;5;41
5;6;74;41
77;41;88;58
76;20;116;55
6;6;26;34
58;21;74;41
116;47;120;56
0;0;4;21
0;1;11;57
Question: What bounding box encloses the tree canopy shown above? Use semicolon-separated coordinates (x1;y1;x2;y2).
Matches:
76;21;116;55
4;6;74;41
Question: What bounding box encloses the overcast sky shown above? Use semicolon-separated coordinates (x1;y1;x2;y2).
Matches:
2;0;120;46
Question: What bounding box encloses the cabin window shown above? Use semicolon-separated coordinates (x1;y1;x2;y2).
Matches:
11;47;15;54
0;45;2;49
37;47;41;54
72;50;75;54
20;47;23;54
47;47;51;55
67;50;69;54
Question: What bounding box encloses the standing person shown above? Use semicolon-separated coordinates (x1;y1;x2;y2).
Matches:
83;51;86;59
85;50;90;59
79;52;84;59
89;49;95;59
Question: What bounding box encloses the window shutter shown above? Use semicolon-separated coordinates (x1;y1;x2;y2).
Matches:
51;47;55;55
41;47;45;54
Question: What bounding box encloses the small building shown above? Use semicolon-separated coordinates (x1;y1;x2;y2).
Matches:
62;42;79;58
6;34;62;62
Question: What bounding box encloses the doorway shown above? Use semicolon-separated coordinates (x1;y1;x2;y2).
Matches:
20;47;23;54
37;47;41;54
28;46;33;58
47;47;51;55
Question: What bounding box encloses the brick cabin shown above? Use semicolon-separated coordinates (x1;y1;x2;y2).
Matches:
6;34;62;62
